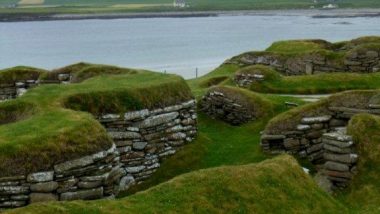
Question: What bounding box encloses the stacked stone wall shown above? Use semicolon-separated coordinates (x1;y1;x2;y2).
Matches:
0;99;197;210
200;91;254;125
98;100;197;184
227;50;380;76
261;105;380;189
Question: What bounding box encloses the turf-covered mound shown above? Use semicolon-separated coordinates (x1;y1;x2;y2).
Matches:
344;114;380;212
7;155;345;214
226;36;380;76
199;86;273;125
39;62;139;83
0;66;47;84
0;65;193;177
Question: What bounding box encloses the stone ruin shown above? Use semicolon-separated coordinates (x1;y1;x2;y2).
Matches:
260;91;380;190
234;73;264;87
0;73;197;209
199;88;256;125
226;42;380;76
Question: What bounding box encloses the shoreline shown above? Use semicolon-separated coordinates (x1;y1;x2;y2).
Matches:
1;9;380;22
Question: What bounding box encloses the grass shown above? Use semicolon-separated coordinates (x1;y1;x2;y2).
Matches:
342;113;380;213
0;64;193;176
3;0;380;15
7;155;346;214
0;66;47;84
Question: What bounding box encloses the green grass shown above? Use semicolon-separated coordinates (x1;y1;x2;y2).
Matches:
2;0;380;14
0;66;47;84
7;155;346;214
0;64;193;177
342;113;380;213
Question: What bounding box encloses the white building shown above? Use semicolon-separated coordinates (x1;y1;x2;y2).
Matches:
322;4;339;9
173;0;186;8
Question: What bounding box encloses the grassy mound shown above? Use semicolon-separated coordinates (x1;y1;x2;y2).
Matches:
343;113;380;213
0;66;47;84
7;155;345;214
0;65;193;177
39;62;139;83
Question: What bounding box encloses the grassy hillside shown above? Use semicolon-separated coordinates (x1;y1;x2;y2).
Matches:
2;0;380;14
7;155;346;214
0;63;193;177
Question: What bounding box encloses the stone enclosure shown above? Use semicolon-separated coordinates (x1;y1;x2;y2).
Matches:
0;99;197;209
226;43;380;76
261;91;380;189
199;86;270;126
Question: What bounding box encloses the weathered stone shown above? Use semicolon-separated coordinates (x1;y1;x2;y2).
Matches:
105;167;126;185
323;153;358;164
306;130;323;139
60;187;104;201
10;195;29;201
311;123;324;130
137;112;179;128
301;115;331;124
0;176;25;183
325;170;352;179
30;181;58;193
30;193;58;203
283;138;300;149
366;50;379;58
296;124;311;131
168;132;187;140
322;138;353;148
124;109;150;121
125;166;145;174
27;171;54;183
261;134;286;140
57;178;78;194
78;181;103;189
323;132;352;142
325;161;350;172
54;156;94;173
306;143;323;154
132;142;148;150
0;200;26;208
323;144;352;154
0;186;29;195
108;131;141;140
118;175;135;192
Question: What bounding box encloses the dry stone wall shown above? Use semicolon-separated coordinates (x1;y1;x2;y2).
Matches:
0;76;71;102
200;90;254;125
234;73;264;87
0;144;121;210
0;80;38;101
0;99;197;210
98;100;197;185
261;103;380;189
227;50;380;76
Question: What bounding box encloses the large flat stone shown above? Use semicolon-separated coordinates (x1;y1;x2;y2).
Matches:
54;156;94;173
124;109;150;121
27;171;54;183
323;153;358;164
30;181;58;193
137;112;179;128
60;187;104;201
301;115;331;124
325;161;350;172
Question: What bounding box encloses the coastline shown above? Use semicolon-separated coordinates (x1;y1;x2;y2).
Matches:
1;9;380;22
